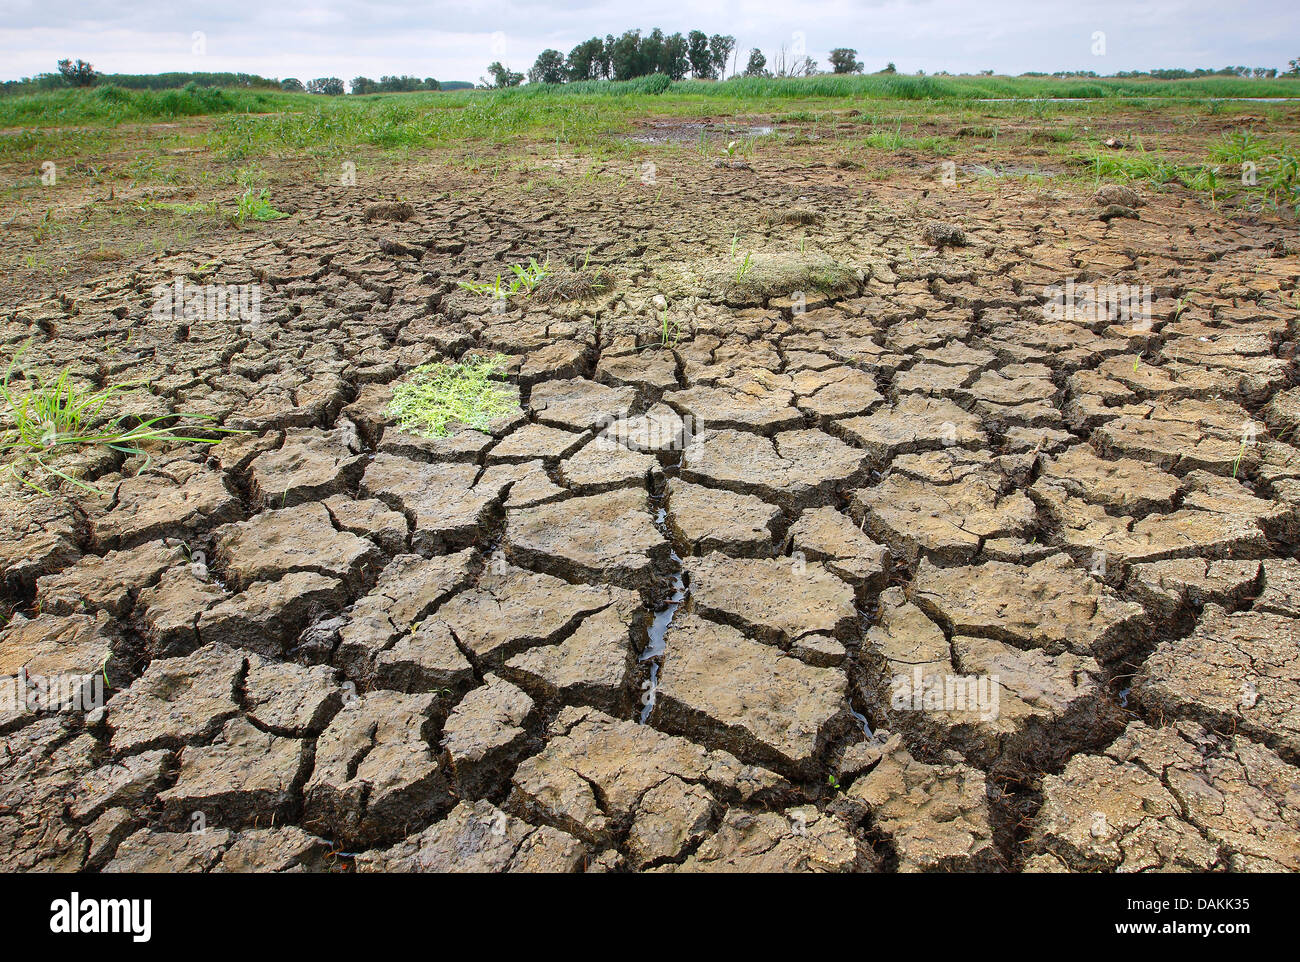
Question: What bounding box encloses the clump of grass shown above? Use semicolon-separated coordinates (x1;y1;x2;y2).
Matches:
532;251;611;303
137;198;220;217
734;250;754;283
83;246;126;262
534;270;611;303
385;354;518;438
658;310;683;348
1210;131;1272;165
231;187;289;225
458;257;549;301
0;353;223;494
713;250;859;305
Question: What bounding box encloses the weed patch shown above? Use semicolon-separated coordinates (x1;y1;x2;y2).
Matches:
0;353;225;494
385;355;519;437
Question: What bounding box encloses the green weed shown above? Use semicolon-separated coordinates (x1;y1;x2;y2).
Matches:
0;352;225;494
385;354;518;437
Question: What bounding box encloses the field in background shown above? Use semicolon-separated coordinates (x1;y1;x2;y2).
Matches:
2;73;1297;291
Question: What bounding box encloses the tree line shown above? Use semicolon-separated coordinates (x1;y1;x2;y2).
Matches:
0;60;455;97
488;29;739;87
0;60;283;95
496;39;889;88
4;53;1298;99
504;33;1300;87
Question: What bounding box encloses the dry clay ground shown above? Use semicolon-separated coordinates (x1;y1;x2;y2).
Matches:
2;118;1299;873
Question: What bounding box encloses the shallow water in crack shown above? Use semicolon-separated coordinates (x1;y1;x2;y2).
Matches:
848;705;873;738
639;507;687;724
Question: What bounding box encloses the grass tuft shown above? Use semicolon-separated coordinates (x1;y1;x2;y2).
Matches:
0;352;225;494
385;355;518;438
457;258;549;300
231;187;289;225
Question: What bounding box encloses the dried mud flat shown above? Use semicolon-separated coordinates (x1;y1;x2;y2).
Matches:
2;121;1299;873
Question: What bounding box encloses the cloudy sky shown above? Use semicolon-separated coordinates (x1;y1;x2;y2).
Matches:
1;0;1296;83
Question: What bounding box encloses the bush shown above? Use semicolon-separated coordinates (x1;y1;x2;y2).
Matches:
91;85;131;105
630;73;672;94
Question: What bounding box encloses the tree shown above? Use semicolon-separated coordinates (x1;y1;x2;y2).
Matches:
709;35;736;79
528;49;567;84
350;77;378;94
378;75;428;92
743;48;767;77
610;30;643;81
566;37;606;81
641;28;666;75
307;77;345;95
281;77;304;92
602;35;616;77
771;47;817;77
56;58;97;86
687;31;714;79
662;33;690;80
879;62;897;74
828;48;864;74
484;62;524;88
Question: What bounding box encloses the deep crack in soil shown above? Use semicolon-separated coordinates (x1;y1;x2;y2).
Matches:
2;109;1299;873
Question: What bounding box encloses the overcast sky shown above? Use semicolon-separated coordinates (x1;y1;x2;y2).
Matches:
2;1;1296;84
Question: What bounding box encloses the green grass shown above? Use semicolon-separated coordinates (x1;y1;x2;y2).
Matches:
232;187;289;224
3;74;1297;134
658;310;682;348
457;257;549;300
0;353;225;494
4;73;1294;177
6;73;1295;139
501;73;1300;101
1076;138;1300;211
385;355;519;438
0;83;289;127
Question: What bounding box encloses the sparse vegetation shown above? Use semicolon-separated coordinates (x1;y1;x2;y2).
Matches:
385;355;519;437
231;187;290;225
1078;138;1300;212
0;352;223;494
532;255;612;302
457;257;550;300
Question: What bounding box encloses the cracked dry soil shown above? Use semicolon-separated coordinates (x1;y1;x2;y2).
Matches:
2;121;1299;873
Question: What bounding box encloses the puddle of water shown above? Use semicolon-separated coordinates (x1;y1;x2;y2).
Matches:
639;505;687;724
638;662;660;724
638;568;686;724
622;122;774;145
642;560;685;662
847;705;873;737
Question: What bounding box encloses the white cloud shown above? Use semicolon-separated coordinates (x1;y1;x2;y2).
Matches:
1;0;1296;82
